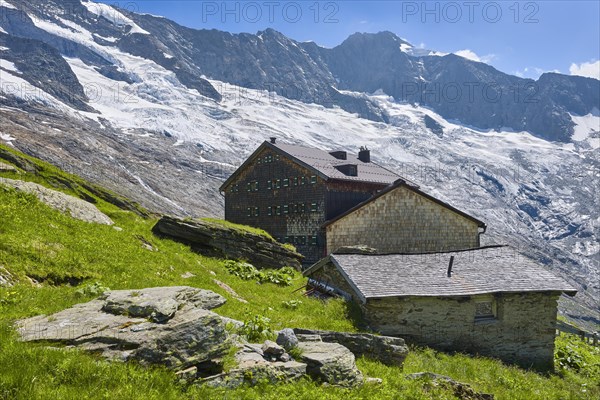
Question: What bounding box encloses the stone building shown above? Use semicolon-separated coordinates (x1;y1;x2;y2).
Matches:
220;139;404;263
304;246;576;370
324;179;486;254
220;139;484;264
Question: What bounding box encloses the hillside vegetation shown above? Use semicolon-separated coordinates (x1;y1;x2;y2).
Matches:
0;144;598;399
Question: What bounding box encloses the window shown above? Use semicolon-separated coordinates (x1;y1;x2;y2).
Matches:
254;207;259;217
299;236;307;245
283;178;289;187
310;202;318;212
275;179;281;189
300;176;306;185
257;157;261;164
283;205;289;214
474;296;497;322
311;235;318;246
310;175;317;184
293;177;298;186
267;180;272;190
267;206;273;216
276;206;281;216
291;203;298;213
246;207;252;217
275;154;280;161
298;203;306;213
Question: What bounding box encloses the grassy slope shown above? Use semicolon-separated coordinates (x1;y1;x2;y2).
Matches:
0;144;598;399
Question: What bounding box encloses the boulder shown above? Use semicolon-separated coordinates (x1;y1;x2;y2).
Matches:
294;328;409;367
262;340;285;360
297;341;363;387
0;177;113;225
152;216;302;270
276;328;299;350
16;286;230;371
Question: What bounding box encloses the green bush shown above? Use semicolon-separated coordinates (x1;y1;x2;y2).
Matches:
239;315;274;342
223;261;295;287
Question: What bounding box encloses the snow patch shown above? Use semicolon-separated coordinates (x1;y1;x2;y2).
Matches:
0;26;7;34
399;43;412;52
82;1;150;35
0;0;16;10
0;59;19;73
571;111;600;149
0;133;16;142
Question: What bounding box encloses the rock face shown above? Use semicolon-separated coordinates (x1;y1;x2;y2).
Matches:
16;286;230;370
294;328;409;367
152;216;303;270
0;177;113;225
297;341;364;387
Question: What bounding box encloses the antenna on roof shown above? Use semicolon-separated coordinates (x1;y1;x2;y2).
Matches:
447;256;455;277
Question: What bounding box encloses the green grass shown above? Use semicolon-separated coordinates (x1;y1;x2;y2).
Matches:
201;218;275;240
1;146;599;399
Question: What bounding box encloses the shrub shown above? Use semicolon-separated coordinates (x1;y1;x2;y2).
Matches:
223;261;295;287
282;300;303;309
75;282;110;297
239;315;274;342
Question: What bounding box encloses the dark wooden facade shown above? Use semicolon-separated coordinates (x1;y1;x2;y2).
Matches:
222;144;387;264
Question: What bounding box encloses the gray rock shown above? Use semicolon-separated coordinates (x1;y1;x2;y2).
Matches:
294;328;409;367
262;340;285;360
16;286;230;371
406;372;495;400
296;334;322;342
279;353;291;362
0;161;16;172
101;286;226;323
152;216;303;270
0;266;14;287
297;341;363;387
0;177;113;225
200;360;307;389
276;328;299;351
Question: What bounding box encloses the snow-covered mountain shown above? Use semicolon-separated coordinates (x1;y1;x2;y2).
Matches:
0;0;598;329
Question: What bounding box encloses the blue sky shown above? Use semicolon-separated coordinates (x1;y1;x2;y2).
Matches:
102;1;600;80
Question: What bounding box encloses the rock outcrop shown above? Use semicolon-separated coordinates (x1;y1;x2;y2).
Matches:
406;372;495;400
293;328;409;367
0;177;113;225
16;286;390;389
152;216;303;270
16;286;230;370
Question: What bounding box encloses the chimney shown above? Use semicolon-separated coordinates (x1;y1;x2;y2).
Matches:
447;256;455;277
270;137;276;144
358;146;370;163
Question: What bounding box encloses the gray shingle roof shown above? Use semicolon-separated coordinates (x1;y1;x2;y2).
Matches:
271;142;407;185
307;246;577;303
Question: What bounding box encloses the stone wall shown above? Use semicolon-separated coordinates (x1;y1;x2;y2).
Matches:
363;292;560;371
326;185;481;254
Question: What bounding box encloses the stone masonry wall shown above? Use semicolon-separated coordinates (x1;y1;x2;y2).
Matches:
326;186;480;254
363;292;560;371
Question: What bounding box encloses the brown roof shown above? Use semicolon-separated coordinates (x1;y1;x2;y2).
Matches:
220;141;411;191
304;246;577;303
322;179;486;228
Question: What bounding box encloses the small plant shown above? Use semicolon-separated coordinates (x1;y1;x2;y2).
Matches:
223;261;295;287
239;315;274;342
282;299;303;309
288;346;304;360
75;282;110;297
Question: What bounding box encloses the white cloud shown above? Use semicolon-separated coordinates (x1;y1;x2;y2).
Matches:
569;60;600;80
454;49;495;64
